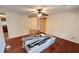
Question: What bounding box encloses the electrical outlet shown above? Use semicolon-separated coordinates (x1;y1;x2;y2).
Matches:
71;37;75;39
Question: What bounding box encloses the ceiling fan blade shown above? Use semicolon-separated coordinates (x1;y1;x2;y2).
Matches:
42;6;55;14
28;9;37;13
42;13;48;16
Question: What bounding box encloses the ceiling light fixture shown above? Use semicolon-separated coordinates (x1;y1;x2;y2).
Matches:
37;9;42;18
37;12;42;18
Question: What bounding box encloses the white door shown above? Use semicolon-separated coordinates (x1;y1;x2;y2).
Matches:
0;18;5;53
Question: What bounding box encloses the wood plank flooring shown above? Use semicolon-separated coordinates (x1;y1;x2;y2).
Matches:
5;35;79;53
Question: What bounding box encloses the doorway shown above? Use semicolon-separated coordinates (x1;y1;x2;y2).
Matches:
0;17;9;41
28;15;46;34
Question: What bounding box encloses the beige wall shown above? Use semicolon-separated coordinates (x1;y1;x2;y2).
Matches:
46;10;79;43
6;12;29;38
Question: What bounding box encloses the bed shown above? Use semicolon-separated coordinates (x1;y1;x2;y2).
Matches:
22;33;56;53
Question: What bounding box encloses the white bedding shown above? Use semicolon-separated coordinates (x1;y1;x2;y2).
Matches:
23;35;56;53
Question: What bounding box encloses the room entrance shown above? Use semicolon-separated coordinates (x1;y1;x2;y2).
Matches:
28;15;46;34
0;15;9;41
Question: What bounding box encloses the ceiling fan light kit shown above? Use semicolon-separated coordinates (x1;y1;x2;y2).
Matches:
37;12;42;18
37;9;48;18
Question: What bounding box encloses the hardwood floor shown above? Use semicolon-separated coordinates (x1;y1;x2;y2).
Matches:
42;37;79;53
4;35;79;53
5;37;26;53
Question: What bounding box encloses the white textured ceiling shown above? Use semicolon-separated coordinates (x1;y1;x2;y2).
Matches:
0;5;79;15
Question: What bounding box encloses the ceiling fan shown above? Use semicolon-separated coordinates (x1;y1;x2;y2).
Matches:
36;9;48;17
26;6;52;17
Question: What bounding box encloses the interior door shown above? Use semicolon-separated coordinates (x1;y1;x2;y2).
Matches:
40;16;46;33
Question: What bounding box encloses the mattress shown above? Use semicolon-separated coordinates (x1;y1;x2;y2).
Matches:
23;34;56;53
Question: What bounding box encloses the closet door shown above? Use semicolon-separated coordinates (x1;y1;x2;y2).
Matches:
40;16;46;33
